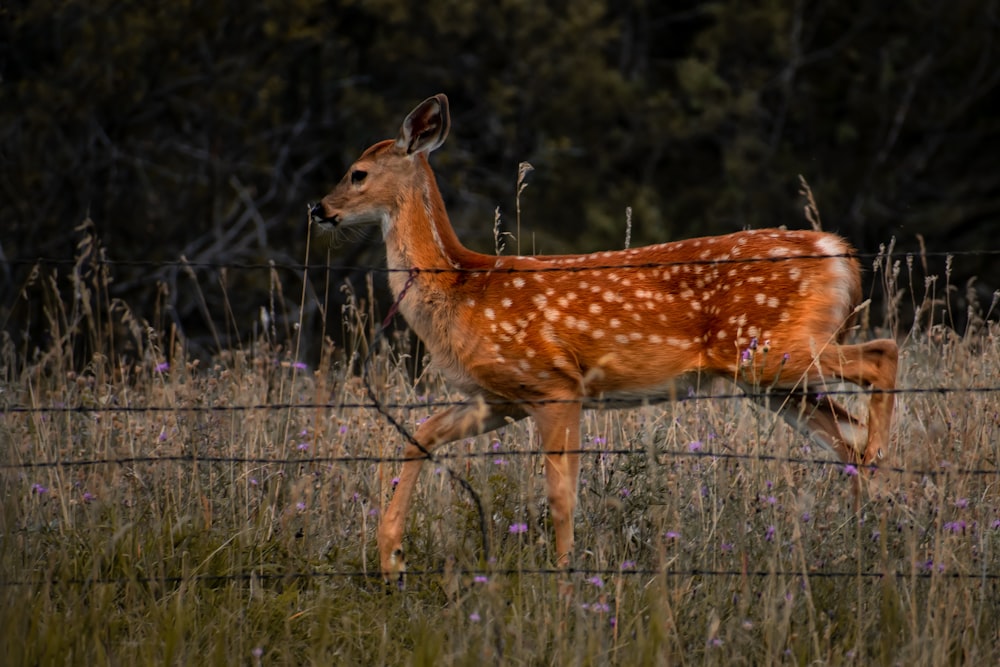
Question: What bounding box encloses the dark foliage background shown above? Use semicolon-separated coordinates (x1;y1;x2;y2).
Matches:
2;0;999;359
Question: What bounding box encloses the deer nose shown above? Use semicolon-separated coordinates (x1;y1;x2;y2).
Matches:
309;202;337;226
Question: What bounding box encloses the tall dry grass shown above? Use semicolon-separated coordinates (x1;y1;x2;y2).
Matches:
2;225;999;665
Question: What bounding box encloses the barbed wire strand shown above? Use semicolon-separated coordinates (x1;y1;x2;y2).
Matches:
3;447;998;478
9;247;1000;275
4;384;999;420
1;566;997;589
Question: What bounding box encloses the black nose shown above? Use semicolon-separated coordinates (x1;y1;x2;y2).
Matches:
308;202;333;225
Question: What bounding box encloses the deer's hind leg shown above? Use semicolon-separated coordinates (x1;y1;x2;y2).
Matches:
816;339;899;464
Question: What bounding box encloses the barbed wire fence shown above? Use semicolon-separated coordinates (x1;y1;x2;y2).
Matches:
3;251;1000;589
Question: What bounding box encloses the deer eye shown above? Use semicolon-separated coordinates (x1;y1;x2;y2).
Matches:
350;169;367;184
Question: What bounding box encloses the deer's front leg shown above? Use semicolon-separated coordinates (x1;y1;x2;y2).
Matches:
378;399;527;583
533;400;583;567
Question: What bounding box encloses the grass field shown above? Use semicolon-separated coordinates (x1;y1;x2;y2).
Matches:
2;235;1000;665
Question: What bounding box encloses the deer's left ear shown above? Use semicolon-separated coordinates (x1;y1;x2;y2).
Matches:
396;94;450;155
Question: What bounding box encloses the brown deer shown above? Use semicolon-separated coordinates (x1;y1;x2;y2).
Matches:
309;94;898;582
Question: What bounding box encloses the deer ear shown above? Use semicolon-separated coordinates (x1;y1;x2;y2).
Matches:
396;94;450;155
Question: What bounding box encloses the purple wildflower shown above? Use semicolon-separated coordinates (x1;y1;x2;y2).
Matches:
509;522;528;534
843;464;859;477
154;362;169;373
469;612;481;622
586;576;604;588
473;575;488;584
765;525;776;541
30;483;48;495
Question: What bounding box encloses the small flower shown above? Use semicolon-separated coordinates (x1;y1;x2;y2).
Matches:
782;352;791;362
665;531;680;540
493;458;507;466
338;424;348;435
586;576;604;587
473;575;488;584
251;647;264;658
955;498;969;509
621;560;636;570
720;542;734;552
741;349;752;364
469;612;481;622
765;495;777;505
749;337;758;350
82;492;95;503
591;436;607;445
154;362;169;373
944;520;966;533
843;464;859;477
30;483;48;495
620;487;631;497
688;440;702;452
491;440;501;451
391;477;400;488
296;501;306;511
250;478;259;486
991;519;1000;530
801;512;811;522
765;525;776;542
509;522;528;534
870;530;881;542
297;442;309;451
292;361;308;370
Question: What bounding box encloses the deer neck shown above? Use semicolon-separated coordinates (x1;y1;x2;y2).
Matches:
383;156;480;299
